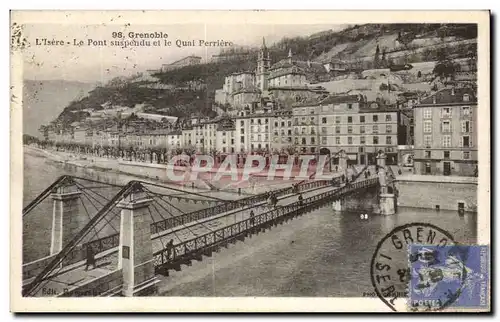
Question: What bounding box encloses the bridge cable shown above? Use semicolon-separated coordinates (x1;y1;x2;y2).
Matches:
78;195;102;240
77;188;120;234
148;195;202;237
138;180;230;202
23;182;136;297
22;175;68;217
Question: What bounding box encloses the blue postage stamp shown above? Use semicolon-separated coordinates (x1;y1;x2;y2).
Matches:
408;245;489;311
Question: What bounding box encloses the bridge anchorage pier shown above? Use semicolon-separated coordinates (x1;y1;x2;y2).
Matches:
50;177;82;255
117;182;159;297
377;151;395;216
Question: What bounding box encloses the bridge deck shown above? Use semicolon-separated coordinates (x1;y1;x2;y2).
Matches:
151;185;336;251
28;252;118;297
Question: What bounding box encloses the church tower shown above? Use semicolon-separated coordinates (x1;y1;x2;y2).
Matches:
256;37;271;92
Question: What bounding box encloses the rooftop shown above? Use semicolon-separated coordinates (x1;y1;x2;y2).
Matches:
418;87;477;106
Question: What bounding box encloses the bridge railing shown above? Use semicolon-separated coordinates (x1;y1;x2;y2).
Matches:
153;177;378;269
149;179;330;235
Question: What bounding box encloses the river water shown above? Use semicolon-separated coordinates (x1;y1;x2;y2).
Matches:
22;150;477;297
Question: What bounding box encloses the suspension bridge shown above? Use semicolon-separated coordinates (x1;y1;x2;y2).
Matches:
21;153;397;297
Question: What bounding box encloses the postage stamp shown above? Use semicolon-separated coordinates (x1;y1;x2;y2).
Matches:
408;244;490;311
10;10;490;313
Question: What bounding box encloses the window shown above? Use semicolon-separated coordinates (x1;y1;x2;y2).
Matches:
423;108;432;119
373;136;379;144
348;103;352;109
240;128;244;134
301;127;306;134
348;137;353;144
322;137;327;145
442;107;452;118
386;114;392;122
240;136;244;143
301;138;306;145
360;136;366;144
288;121;292;127
335;126;340;134
294;138;299;144
311;147;316;153
311;128;315;135
257;119;261;125
442;120;451;133
463;94;470;102
274;121;278;127
462;136;470;147
360;125;365;134
348;126;353;134
336;137;340;145
321;127;327;134
461;120;471;133
310;108;315;114
288;129;292;135
444;151;450;159
360;115;365;123
425;150;431;158
347;116;352;123
424;120;432;133
335;116;341;124
257;135;261;142
386;136;392;145
240;120;244;126
231;138;234;145
463;151;470;159
311;137;315;144
373;115;378;122
372;125;379;134
386;125;392;133
442;135;451;148
265;119;269;124
462;106;471;116
281;121;285;127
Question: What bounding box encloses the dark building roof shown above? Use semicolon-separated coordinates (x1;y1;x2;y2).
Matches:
418;87;477;106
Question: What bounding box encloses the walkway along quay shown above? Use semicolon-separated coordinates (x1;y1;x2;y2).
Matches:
22;154;396;297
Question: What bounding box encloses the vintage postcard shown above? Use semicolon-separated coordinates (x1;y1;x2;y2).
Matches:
10;10;490;312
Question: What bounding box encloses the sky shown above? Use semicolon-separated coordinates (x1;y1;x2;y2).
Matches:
21;23;346;84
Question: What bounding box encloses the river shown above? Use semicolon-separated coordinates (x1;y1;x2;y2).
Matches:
22;150;477;297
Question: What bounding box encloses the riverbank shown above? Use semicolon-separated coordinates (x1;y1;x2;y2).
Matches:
23;146;332;195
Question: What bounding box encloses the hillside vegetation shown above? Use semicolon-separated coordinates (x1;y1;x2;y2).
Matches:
52;23;477;128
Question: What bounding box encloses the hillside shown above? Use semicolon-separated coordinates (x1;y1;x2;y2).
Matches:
50;23;477;129
23;80;96;137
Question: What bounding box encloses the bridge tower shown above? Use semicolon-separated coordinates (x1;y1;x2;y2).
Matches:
50;177;83;255
117;182;159;296
377;151;396;216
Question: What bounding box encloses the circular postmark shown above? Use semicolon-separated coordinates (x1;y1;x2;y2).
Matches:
370;223;467;312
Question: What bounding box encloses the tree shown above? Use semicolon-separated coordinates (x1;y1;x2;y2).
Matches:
374;44;380;69
432;49;461;82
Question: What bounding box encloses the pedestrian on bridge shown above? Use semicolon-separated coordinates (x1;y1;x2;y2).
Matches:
166;239;174;260
364;171;368;179
298;193;304;206
250;210;255;226
85;245;96;271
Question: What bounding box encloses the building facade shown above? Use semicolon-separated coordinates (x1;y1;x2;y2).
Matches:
413;87;477;176
292;94;404;165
